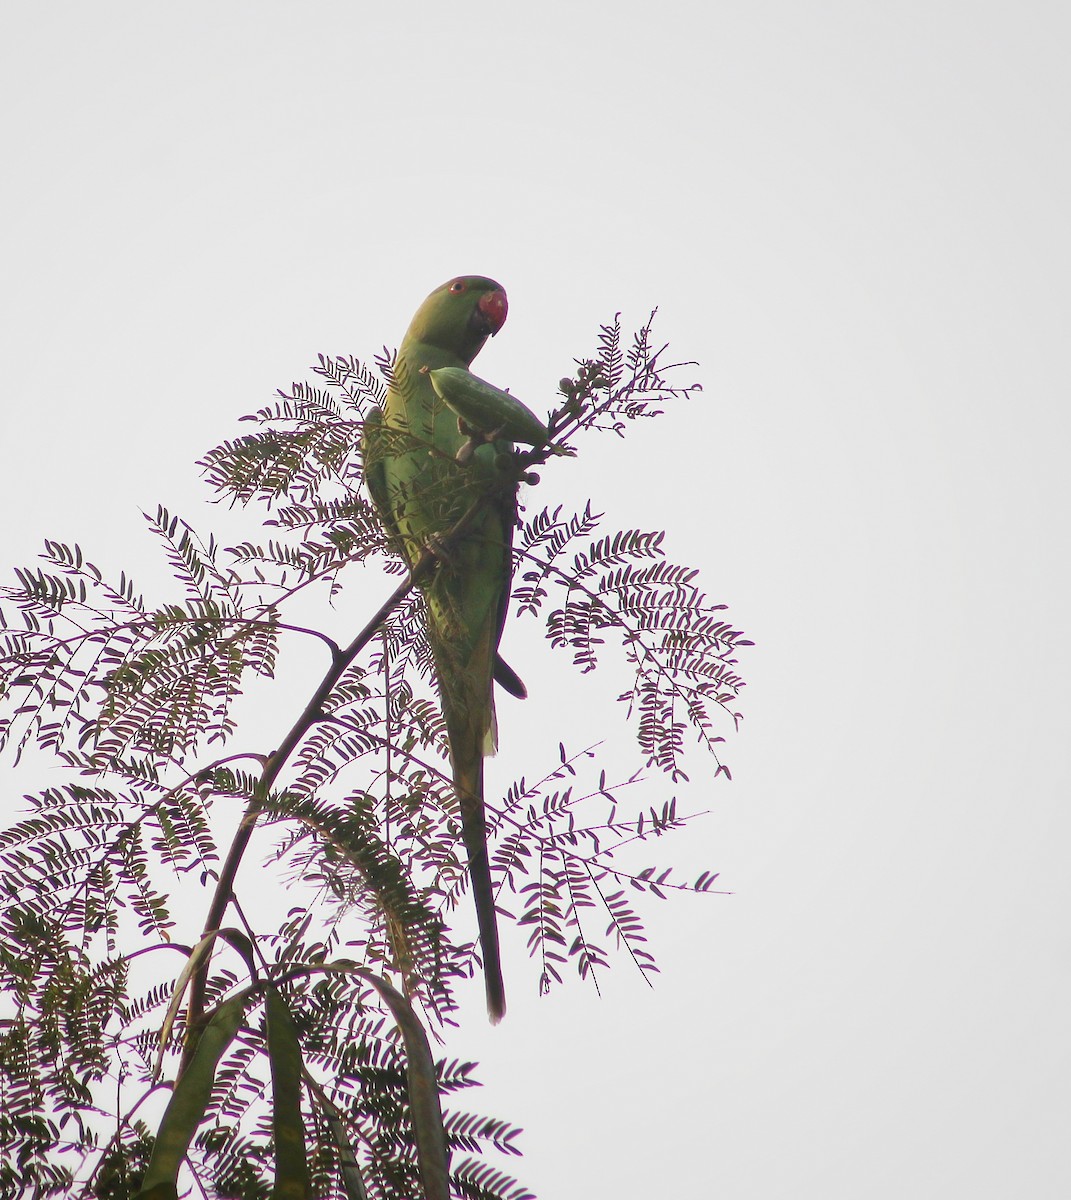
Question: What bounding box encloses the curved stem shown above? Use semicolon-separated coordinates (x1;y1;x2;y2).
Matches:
181;492;492;1067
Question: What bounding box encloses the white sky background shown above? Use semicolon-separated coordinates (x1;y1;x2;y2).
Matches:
2;3;1069;1197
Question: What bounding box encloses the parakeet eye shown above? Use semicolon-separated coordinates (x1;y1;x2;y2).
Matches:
449;280;466;293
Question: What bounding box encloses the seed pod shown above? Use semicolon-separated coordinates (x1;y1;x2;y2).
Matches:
427;366;549;447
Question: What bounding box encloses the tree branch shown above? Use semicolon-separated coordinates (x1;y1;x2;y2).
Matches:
181;491;494;1067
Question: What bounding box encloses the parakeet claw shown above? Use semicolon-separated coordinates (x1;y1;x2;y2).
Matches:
454;422;508;465
423;532;458;567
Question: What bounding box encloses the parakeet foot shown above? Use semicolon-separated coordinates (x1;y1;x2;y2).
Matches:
423;532;458;568
454;418;508;465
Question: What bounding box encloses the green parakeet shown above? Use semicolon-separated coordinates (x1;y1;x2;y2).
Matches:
363;275;524;1023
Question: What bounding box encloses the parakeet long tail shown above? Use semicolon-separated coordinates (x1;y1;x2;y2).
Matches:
453;747;506;1023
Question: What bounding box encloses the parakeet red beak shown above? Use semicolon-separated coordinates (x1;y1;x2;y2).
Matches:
477;288;508;337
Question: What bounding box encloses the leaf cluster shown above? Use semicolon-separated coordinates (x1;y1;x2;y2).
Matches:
0;313;746;1197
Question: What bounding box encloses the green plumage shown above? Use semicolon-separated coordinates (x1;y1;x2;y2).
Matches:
363;276;521;1022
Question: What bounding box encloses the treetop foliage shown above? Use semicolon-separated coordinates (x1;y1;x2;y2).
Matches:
0;311;749;1198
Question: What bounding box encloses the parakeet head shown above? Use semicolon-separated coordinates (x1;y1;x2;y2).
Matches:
406;275;508;364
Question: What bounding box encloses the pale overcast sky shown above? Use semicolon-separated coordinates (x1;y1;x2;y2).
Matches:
2;4;1068;1197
